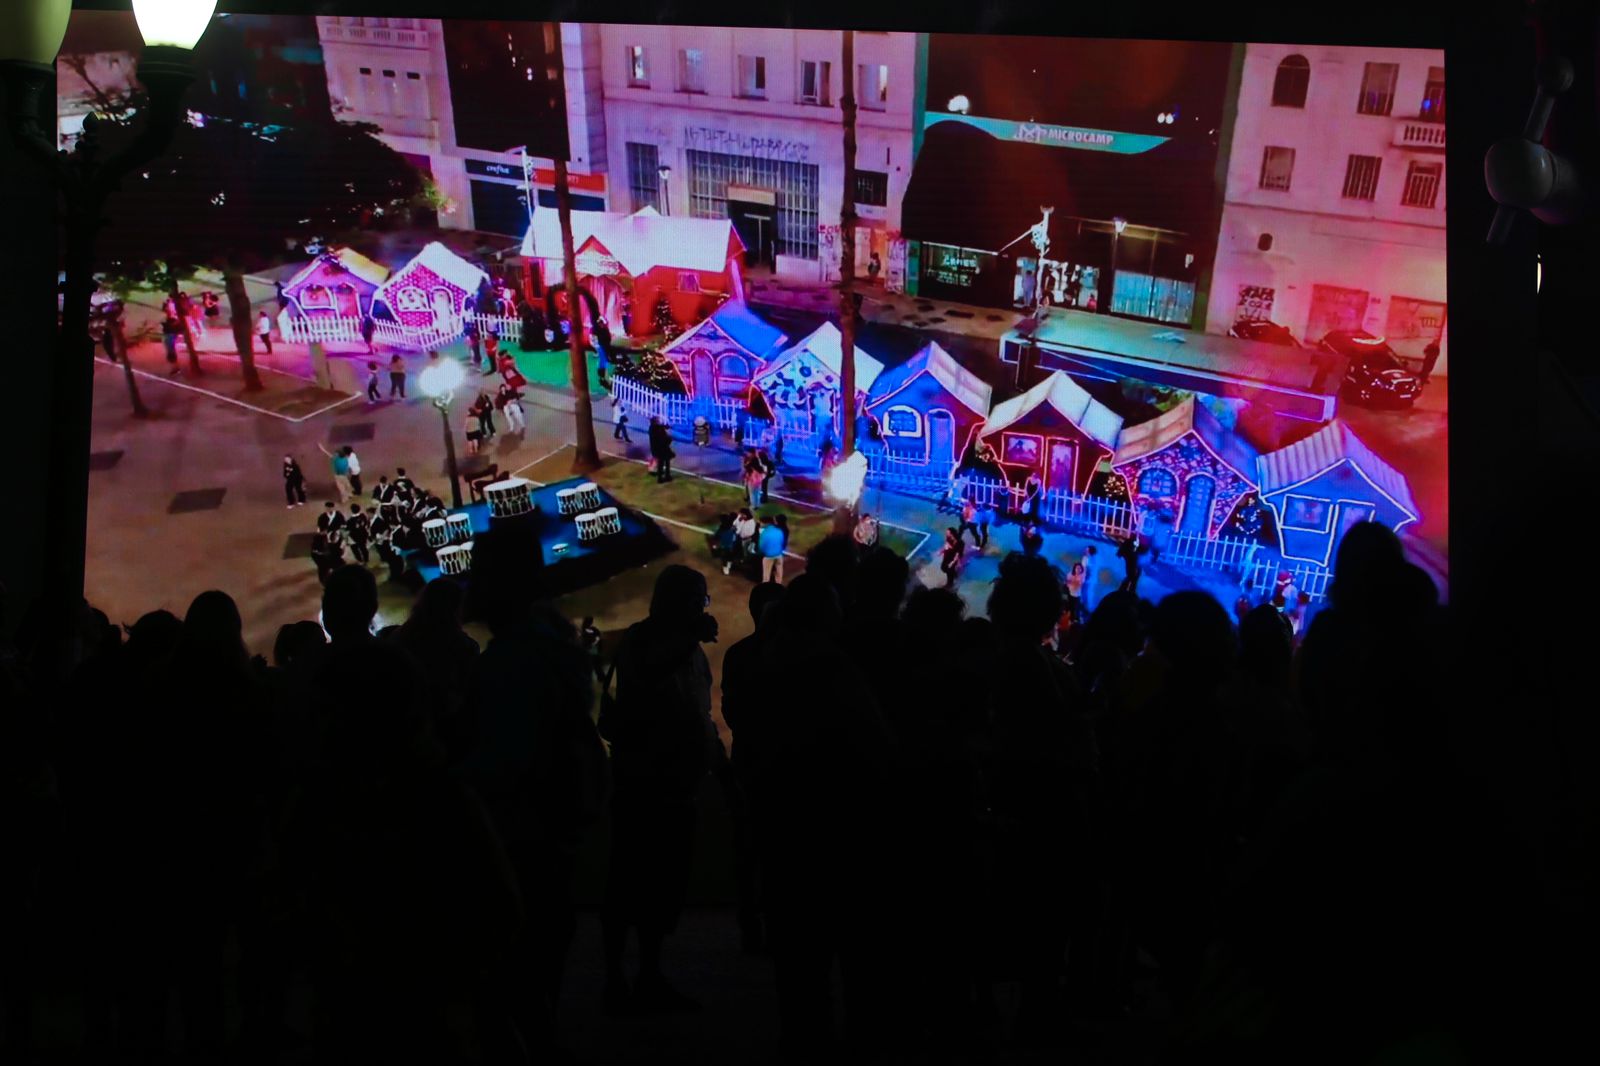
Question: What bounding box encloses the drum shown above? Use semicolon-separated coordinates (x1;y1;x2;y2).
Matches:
556;487;581;516
485;478;533;518
596;506;622;536
437;543;472;577
575;482;601;512
446;513;473;544
575;512;602;543
422;518;449;549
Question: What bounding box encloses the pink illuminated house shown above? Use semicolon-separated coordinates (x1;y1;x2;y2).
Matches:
373;241;489;334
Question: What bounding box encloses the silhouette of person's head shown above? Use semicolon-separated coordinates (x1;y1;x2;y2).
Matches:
125;609;182;664
1239;603;1293;686
1150;591;1236;687
749;580;786;629
902;585;966;645
406;578;466;634
649;565;708;627
466;524;545;634
274;620;328;669
1330;521;1406;612
805;535;859;609
772;573;843;637
987;552;1063;644
179;590;249;668
855;547;910;621
1081;590;1145;658
322;566;379;644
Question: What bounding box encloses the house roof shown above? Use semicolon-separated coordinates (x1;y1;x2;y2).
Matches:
980;371;1123;449
868;341;993;418
1112;396;1259;479
758;322;887;393
663;300;788;360
285;247;390;291
1256;420;1417;518
387;241;488;295
521;208;743;276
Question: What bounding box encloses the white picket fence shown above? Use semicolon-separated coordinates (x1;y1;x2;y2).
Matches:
610;375;765;446
1163;530;1258;573
1242;557;1333;604
277;310;520;353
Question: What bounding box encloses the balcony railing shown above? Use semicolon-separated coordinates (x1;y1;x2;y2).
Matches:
1394;120;1446;152
319;20;429;49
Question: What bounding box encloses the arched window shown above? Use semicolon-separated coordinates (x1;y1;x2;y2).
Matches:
1272;55;1311;108
1138;468;1178;496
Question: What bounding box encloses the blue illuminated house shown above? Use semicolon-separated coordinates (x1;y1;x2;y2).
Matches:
660;300;788;400
1112;396;1260;538
865;341;993;472
1256;420;1419;566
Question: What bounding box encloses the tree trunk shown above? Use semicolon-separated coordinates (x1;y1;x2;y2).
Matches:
114;316;147;417
839;29;858;458
179;302;202;376
558;160;602;473
223;269;266;392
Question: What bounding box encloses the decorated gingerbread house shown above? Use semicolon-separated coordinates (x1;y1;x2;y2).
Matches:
659;300;788;400
373;241;489;336
749;322;886;445
1112;396;1260;538
864;341;993;471
279;247;389;321
977;371;1123;496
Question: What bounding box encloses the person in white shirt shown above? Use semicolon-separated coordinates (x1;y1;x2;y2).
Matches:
732;508;758;559
343;446;363;497
256;311;273;354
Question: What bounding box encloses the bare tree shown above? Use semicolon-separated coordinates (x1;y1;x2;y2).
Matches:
557;160;602;472
839;30;859;456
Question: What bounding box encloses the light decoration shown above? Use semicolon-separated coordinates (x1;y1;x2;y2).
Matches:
825;451;868;507
132;0;218;50
419;357;465;402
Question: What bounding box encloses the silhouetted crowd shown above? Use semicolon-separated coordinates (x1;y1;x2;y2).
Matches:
0;520;1573;1065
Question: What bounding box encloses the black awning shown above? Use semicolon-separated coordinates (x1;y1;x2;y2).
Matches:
902;120;1221;255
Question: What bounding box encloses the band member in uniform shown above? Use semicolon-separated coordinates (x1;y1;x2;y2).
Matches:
394;468;417;498
345;504;372;564
283;456;308;508
317;501;347;546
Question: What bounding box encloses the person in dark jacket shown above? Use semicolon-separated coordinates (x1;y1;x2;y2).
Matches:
648;418;676;483
282;456;307;508
599;565;719;1014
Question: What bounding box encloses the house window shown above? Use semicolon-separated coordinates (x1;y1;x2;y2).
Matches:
406;71;421;80
738;55;766;99
882;405;922;437
858;63;888;110
1341;155;1382;201
854;169;889;207
358;67;372;75
1272;54;1311;107
1421;65;1445;122
1281;494;1331;533
1138;468;1178;496
1357;62;1399;116
368;17;389;28
687;149;820;260
677;272;702;293
627;45;648;88
626;142;661;212
678;49;706;94
382;70;396;78
800;60;832;105
1001;433;1042;466
1259;146;1295;191
1401;161;1442;208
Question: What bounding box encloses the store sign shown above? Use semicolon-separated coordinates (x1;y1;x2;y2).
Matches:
923;243;985;289
465;158;608;192
575;250;622;276
924;112;1169;155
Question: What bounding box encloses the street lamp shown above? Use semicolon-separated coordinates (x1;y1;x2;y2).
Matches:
2;0;217;674
1109;217;1127;315
948;94;971;115
658;164;672;216
420;358;467;510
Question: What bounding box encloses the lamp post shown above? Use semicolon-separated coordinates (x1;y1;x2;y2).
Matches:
1;0;216;675
658;164;672;216
1109;216;1127;315
419;359;467;510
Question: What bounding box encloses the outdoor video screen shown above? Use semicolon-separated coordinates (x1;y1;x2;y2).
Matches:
63;11;1447;650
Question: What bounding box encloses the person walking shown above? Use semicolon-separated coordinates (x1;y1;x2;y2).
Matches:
649;418;675;483
1064;562;1089;623
162;314;182;374
1117;530;1143;594
255;310;274;354
958;497;981;549
318;444;352;503
282;456;308;508
757;447;777;501
344;504;371;564
464;410;483;457
361;313;377;354
613;398;632;442
976;498;996;550
465;320;482;371
343;447;364;497
365;362;381;403
1420;341;1442;385
1078;545;1099;614
743;451;766;509
483;331;501;376
758;516;786;584
939;528;964;587
497;383;527;433
474;392;497;441
388;353;406;399
1022;470;1045;523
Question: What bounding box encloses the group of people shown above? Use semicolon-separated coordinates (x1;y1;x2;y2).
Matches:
710;510;791;581
283;456;443;586
0;515;1555;1065
741;447;780;508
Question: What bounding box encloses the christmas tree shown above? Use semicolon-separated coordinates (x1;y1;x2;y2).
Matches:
636;344;683;393
653;295;680;341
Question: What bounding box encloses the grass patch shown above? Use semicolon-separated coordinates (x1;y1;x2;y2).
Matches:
519;446;925;559
509;349;605;396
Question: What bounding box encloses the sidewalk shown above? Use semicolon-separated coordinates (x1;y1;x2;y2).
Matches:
106;334;358;422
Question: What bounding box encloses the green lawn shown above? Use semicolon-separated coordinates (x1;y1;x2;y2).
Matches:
521;446;926;560
509;349;606;396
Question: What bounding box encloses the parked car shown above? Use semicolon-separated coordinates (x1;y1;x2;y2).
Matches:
1318;330;1423;408
1229;319;1301;347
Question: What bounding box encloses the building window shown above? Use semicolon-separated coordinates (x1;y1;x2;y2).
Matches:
1281;495;1331;533
678;49;706;94
627;45;648;88
738;55;766;99
1401;161;1443;208
677;272;702;293
1259;146;1295;191
687;149;820;260
854;169;889;207
368;17;388;28
358;67;372;76
382;70;396;78
1139;468;1178;496
393;18;415;30
800;60;832;106
626;142;661;212
1341;155;1382;201
858;63;888;110
1421;65;1445;122
1357;62;1399;116
407;71;421;80
1271;54;1311;108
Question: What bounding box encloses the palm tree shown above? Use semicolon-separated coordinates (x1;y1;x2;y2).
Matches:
838;29;859;457
557;160;602;472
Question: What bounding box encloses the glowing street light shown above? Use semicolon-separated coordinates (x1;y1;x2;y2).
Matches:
132;0;218;50
420;359;468;509
948;94;971;115
825;450;869;508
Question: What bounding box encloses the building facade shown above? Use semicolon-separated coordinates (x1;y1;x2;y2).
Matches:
1207;43;1447;371
596;25;920;283
314;16;611;237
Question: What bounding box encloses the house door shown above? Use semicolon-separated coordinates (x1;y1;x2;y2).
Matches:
690;351;716;399
335;284;360;317
728;186;777;267
1180;474;1216;535
431;289;454;328
1305;285;1370;345
927;409;957;471
1044;437;1077;494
